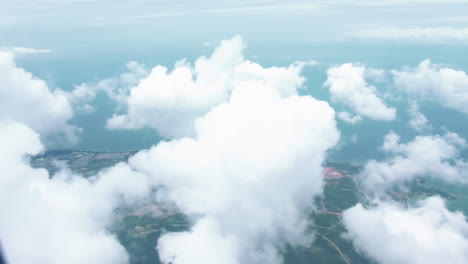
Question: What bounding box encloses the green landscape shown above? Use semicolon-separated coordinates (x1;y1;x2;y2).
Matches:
30;150;468;264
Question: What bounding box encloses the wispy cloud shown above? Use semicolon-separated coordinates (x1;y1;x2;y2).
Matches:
90;3;318;25
348;26;468;43
1;47;53;54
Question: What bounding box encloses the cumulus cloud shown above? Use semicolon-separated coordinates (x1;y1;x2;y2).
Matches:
408;101;430;131
343;196;468;264
0;35;341;264
107;36;308;139
324;63;396;122
0;51;79;144
0;51;151;263
393;59;468;115
66;61;148;114
127;54;340;262
0;120;151;264
358;132;468;192
349;26;468;43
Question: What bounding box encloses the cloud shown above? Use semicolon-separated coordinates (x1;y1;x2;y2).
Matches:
107;36;307;139
0;35;340;264
343;196;468;264
358;132;468;193
392;60;468;115
324;63;396;122
408;101;430;131
337;111;363;124
349;27;468;43
0;51;152;264
0;47;53;55
89;2;319;25
0;120;151;264
65;61;148;113
302;60;319;66
126;41;340;262
158;217;240;264
0;51;79;145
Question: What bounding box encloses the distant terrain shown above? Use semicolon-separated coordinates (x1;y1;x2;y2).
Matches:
30;150;468;264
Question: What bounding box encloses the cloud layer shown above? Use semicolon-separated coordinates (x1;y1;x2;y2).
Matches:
0;36;341;264
4;32;468;264
0;47;53;55
349;27;468;43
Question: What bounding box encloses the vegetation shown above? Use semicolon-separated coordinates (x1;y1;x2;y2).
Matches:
32;152;466;264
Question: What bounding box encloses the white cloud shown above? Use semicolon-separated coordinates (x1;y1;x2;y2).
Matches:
349;27;468;42
127;46;340;263
343;196;468;264
89;2;319;24
66;60;148;113
393;60;468;115
0;51;152;264
0;51;79;145
0;47;53;55
302;60;319;66
338;111;363;124
0;35;340;264
107;36;307;139
358;132;468;193
408;101;430;131
324;63;396;122
0;120;151;264
158;217;240;264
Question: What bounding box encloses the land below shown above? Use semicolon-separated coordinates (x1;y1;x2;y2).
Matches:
30;150;467;264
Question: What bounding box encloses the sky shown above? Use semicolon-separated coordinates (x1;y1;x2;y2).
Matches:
2;1;468;264
2;0;468;49
2;0;468;159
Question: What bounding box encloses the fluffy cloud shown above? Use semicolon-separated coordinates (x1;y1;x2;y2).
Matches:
324;63;396;122
358;132;468;192
0;51;79;144
0;120;151;264
0;35;339;264
337;111;363;124
343;196;468;264
349;27;468;42
128;61;340;263
392;60;468;115
158;217;240;264
0;52;151;263
107;36;307;139
408;101;430;131
66;61;148;113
